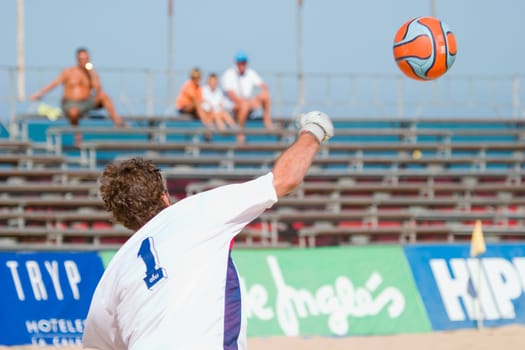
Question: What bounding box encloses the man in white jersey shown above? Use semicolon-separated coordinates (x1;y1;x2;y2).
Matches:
82;111;334;350
221;50;274;143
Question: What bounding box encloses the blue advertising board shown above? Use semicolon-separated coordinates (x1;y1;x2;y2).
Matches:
0;252;105;346
404;243;525;331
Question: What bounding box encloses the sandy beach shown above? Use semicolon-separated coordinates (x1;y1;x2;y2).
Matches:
1;325;524;350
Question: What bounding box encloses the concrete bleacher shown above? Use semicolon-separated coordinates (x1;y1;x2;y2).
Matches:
1;113;525;249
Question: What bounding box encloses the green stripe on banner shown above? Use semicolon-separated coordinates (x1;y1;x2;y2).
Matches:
98;250;117;269
232;246;431;336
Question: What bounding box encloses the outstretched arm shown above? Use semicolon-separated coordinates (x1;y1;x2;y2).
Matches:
30;70;66;100
272;111;334;198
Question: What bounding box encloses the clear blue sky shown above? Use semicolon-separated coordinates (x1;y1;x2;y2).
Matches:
2;0;524;74
1;0;524;118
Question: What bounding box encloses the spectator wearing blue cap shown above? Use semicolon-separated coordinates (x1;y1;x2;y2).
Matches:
221;50;274;143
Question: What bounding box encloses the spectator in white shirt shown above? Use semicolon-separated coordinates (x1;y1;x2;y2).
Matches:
221;50;274;143
202;73;237;131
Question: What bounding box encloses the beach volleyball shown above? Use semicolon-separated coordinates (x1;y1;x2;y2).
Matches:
393;16;457;81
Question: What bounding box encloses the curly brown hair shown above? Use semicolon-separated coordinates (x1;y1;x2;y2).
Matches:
99;158;168;231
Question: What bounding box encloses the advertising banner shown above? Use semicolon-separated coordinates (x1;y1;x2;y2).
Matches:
232;246;431;336
404;243;525;331
5;243;525;345
0;252;104;346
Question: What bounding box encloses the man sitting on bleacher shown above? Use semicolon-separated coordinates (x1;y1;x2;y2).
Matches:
30;47;125;145
221;50;275;143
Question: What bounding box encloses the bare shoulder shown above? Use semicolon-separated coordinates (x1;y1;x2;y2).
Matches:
65;66;78;73
90;70;101;79
62;66;77;77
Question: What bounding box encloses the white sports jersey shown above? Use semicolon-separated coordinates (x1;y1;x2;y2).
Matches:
220;66;263;99
83;173;277;350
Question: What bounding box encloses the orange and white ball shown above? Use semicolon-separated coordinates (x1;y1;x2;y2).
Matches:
393;16;457;81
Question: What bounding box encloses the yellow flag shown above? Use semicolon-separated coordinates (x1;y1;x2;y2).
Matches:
470;219;486;257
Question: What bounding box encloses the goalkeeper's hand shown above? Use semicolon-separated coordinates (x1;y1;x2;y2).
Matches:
297;110;334;143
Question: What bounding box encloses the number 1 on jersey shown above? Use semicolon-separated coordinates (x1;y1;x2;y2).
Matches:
138;237;167;289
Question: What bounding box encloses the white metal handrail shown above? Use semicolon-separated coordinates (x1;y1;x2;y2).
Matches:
1;65;524;138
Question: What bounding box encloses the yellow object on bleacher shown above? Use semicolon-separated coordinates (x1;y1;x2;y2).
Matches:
470;219;486;257
412;149;422;160
37;103;62;121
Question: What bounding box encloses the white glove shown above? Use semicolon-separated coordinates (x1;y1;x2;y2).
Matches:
297;110;334;143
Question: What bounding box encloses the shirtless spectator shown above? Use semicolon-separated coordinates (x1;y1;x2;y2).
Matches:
202;73;236;131
221;50;274;143
30;47;125;145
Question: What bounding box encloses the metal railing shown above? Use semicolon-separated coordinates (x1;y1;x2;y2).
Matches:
1;65;524;137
